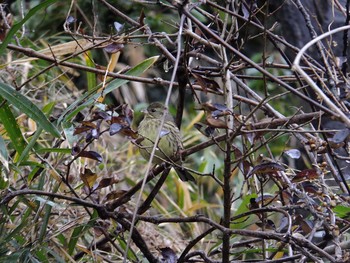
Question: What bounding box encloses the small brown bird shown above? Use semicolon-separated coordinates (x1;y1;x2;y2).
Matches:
138;102;195;182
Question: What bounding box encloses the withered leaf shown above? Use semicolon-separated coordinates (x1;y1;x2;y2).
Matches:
200;102;229;112
301;182;320;195
211;109;231;118
94;220;110;237
103;43;124;54
80;121;97;128
104;190;128;202
241;160;252;176
328;140;345;150
78;150;103;163
119;128;138;139
232;145;242;159
109;115;130;135
93;110;111;121
193;74;221;93
73;121;98;135
192;26;204;45
248;162;285;177
73;126;93;135
138;9;145;27
295;215;313;235
80;168;98;188
206;115;228;129
122;104;134;125
292;169;319;183
111;115;129;126
97;177;121;190
278;190;292;204
194;123;215;137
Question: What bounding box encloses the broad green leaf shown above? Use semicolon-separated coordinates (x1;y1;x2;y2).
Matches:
35;249;49;263
58;55;159;124
38;201;53;243
0;0;59;55
0;171;9;189
17;127;43;165
116;236;138;261
17;102;57;164
68;212;98;255
62;121;78;146
4;207;33;243
0;82;61;138
231;193;257;230
27;165;41;182
33;196;62;208
0;98;26;155
85;50;96;91
68;225;84;255
333;205;350;218
42;247;65;263
0;134;9;171
38;182;61;242
36;148;71;154
0;134;8;159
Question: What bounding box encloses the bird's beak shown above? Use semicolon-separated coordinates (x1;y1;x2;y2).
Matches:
141;108;148;114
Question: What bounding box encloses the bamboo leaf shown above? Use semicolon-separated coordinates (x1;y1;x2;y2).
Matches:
17;102;57;164
0;83;61;138
84;50;96;91
0;98;26;155
0;0;59;54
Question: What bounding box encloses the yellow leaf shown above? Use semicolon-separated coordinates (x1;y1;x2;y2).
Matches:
80;168;97;188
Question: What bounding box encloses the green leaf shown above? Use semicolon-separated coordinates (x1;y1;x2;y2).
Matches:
0;172;9;189
116;236;138;261
0;134;9;171
68;225;84;255
333;205;350;218
58;55;159;124
68;213;98;255
85;50;96;91
36;148;71;154
0;136;8;185
17;102;57;164
231;193;257;230
42;247;66;263
17;127;43;165
0;0;59;55
0;98;26;155
0;82;61;138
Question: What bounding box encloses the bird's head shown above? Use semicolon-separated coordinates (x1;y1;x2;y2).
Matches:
143;102;167;119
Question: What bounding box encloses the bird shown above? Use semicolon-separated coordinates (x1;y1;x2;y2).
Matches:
137;102;195;182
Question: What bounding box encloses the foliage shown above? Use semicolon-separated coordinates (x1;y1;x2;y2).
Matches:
0;0;349;262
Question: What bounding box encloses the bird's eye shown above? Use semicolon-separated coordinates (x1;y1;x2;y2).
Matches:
150;108;156;112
